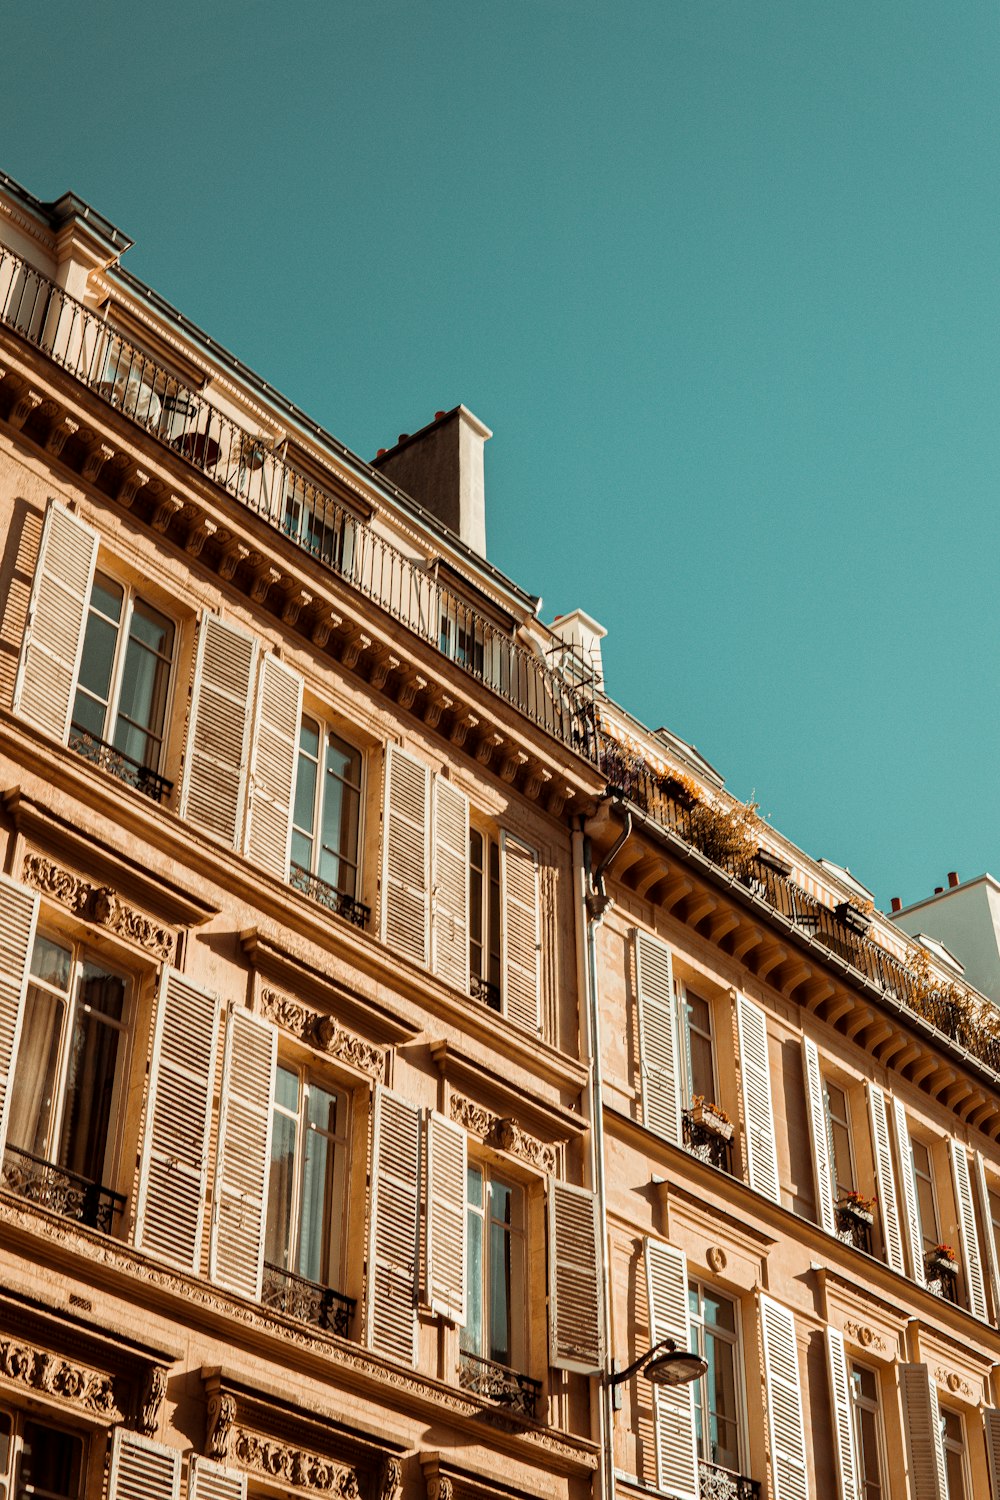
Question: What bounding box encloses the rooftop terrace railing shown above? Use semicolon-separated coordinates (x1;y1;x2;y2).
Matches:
0;248;596;759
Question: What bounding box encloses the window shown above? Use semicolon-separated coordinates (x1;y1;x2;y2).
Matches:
3;933;129;1231
824;1080;856;1201
264;1064;349;1297
461;1165;527;1374
70;572;174;794
0;1408;85;1500
911;1139;941;1255
440;600;486;675
988;1185;1000;1287
940;1407;968;1500
469;830;501;1010
687;1282;743;1475
282;476;356;574
850;1363;886;1500
291;716;363;904
680;987;716;1105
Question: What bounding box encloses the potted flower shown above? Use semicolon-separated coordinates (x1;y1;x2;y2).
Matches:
688;1095;734;1142
836;1190;876;1227
926;1243;959;1277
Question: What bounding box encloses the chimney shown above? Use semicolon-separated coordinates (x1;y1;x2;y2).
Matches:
948;871;960;889
890;897;902;913
372;406;491;557
549;609;607;690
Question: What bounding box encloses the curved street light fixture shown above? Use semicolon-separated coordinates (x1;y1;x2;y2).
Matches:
608;1337;708;1389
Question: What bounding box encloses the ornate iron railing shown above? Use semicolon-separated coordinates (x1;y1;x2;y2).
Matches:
470;974;502;1013
1;1145;125;1233
924;1254;961;1305
698;1460;760;1500
682;1110;734;1175
834;1204;874;1256
0;248;596;760
458;1350;541;1419
261;1262;355;1337
289;864;370;930
68;726;172;803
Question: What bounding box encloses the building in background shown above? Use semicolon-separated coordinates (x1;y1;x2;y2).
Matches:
891;873;1000;1007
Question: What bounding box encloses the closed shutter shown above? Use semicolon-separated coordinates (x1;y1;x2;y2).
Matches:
13;499;98;740
974;1154;1000;1322
759;1295;808;1500
367;1085;421;1364
135;968;220;1271
868;1084;906;1276
825;1327;860;1500
645;1239;698;1500
188;1456;247;1500
425;1108;467;1323
0;875;39;1158
737;994;781;1203
431;777;469;993
801;1038;836;1235
501;832;541;1032
548;1179;604;1374
180;614;258;847
243;653;303;880
381;745;430;967
210;1007;276;1300
950;1138;988;1321
108;1430;180;1500
635;931;682;1146
899;1364;947;1500
985;1409;1000;1499
892;1098;926;1286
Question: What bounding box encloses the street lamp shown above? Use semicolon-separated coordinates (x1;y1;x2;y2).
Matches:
608;1337;708;1390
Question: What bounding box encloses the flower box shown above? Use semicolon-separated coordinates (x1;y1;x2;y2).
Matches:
836;1199;874;1228
689;1100;734;1142
926;1251;959;1277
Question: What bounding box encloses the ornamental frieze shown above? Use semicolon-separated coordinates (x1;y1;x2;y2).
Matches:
259;987;386;1081
233;1429;360;1497
843;1320;886;1354
21;854;174;960
449;1093;559;1174
0;1337;121;1420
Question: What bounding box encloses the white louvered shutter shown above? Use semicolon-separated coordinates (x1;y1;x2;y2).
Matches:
501;831;541;1032
635;931;682;1146
210;1007;276;1300
985;1409;1000;1498
759;1295;809;1500
802;1038;836;1235
425;1109;467;1323
0;875;39;1159
899;1364;947;1500
135;968;220;1271
108;1430;180;1500
13;499;98;740
367;1086;421;1363
188;1456;247;1500
431;777;469;993
868;1084;906;1276
892;1099;926;1286
950;1138;988;1321
825;1327;860;1500
737;994;781;1203
645;1239;698;1500
974;1154;1000;1322
180;614;258;847
243;653;303;879
548;1179;604;1374
381;745;430;967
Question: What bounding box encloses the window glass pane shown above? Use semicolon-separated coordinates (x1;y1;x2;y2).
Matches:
275;1065;299;1113
462;1207;484;1355
114;631;172;767
467;1164;484;1210
29;937;71;992
707;1331;739;1469
6;986;65;1158
704;1290;735;1333
265;1111;297;1269
78;962;125;1022
89;575;124;624
75;613;119;707
128;599;173;656
326;735;362;789
687;993;711;1033
299;1126;330;1282
18;1421;82;1499
58;1000;122;1183
299;716;320;760
489;1216;513;1366
488;840;501;990
307;1082;340;1135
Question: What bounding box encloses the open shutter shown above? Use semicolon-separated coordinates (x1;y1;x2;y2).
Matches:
0;875;39;1159
180;614;257;847
210;1007;276;1300
367;1085;420;1364
108;1430;180;1500
501;831;541;1032
135;968;219;1271
974;1154;1000;1322
635;931;682;1146
425;1109;467;1323
985;1410;1000;1498
802;1038;836;1235
13;499;98;740
431;777;469;993
760;1295;809;1500
381;745;430;967
548;1180;604;1374
737;994;780;1203
243;653;303;879
892;1098;926;1286
645;1239;698;1500
188;1456;247;1500
868;1084;906;1276
950;1138;988;1321
899;1364;947;1500
825;1328;860;1500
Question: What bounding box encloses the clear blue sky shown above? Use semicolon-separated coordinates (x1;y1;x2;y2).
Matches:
4;1;1000;911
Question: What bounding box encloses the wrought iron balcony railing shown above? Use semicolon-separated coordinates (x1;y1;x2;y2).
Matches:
834;1203;874;1256
470;974;502;1013
68;726;172;804
1;1145;125;1233
682;1110;734;1175
0;248;596;761
458;1350;541;1419
698;1460;760;1500
261;1262;355;1337
289;863;370;930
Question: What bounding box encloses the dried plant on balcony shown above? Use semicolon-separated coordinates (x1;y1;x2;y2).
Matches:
688;796;762;881
836;1189;876;1219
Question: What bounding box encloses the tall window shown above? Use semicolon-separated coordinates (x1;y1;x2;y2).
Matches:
0;1408;84;1500
264;1064;349;1291
461;1165;526;1372
850;1363;885;1500
910;1139;941;1255
282;478;356;574
291;716;363;899
687;1282;742;1475
440;603;486;675
469;830;501;1009
681;988;716;1104
940;1408;968;1500
824;1080;856;1200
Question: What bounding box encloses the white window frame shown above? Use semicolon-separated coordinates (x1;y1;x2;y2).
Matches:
940;1405;970;1500
291;712;365;903
461;1161;528;1376
850;1359;888;1500
677;980;717;1108
468;824;501;1008
823;1076;857;1203
0;1398;88;1498
687;1279;747;1478
910;1136;942;1256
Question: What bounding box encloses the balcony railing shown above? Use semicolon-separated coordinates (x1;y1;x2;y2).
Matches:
834;1203;874;1256
682;1110;734;1175
1;1145;125;1233
289;863;370;929
698;1460;760;1500
0;249;596;761
470;974;502;1013
68;726;172;804
458;1350;541;1420
261;1262;355;1337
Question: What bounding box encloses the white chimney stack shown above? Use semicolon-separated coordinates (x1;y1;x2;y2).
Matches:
549;609;607;690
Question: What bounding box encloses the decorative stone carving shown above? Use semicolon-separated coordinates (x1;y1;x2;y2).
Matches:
475;733;503;767
9;388;43;431
844;1320;886;1353
151;495;183;532
249;564;281;603
310;609;342;649
21;854;175;960
233;1429;360;1496
0;1337;120;1420
259;987;386;1081
282;589;313;627
426;1478;454;1500
396;674;426;711
185;517;218;557
218;539;250;582
378;1456;402;1500
449;1093;559;1173
422;694;453;730
81;440;115;483
368;650;400;692
116;465;150;508
46;415;79;457
448;712;478;748
707;1246;727;1273
340;629;371;671
935;1367;972;1398
207;1391;237;1460
137;1364;167;1435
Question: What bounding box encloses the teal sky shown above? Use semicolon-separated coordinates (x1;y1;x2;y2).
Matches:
4;1;1000;911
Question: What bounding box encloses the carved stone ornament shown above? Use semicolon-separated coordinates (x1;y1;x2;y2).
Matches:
449;1093;559;1174
206;1391;237;1460
936;1367;973;1399
706;1246;727;1274
137;1363;167;1436
259;987;386;1082
0;1337;120;1421
844;1320;886;1354
233;1428;360;1496
426;1479;454;1500
21;854;174;960
379;1456;403;1500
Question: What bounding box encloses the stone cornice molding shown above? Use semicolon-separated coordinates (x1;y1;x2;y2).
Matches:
0;1335;120;1421
449;1093;559;1175
259;986;387;1083
21;852;174;960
